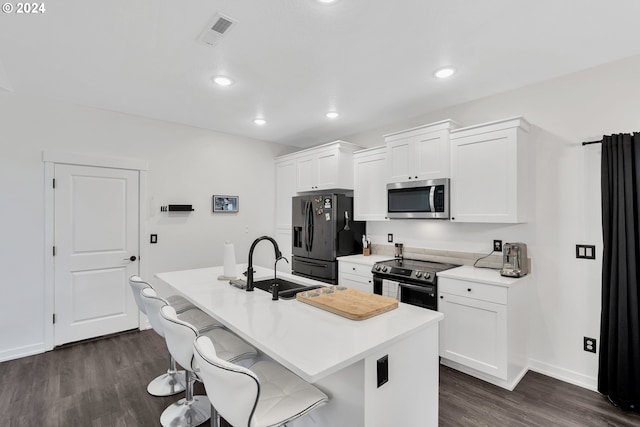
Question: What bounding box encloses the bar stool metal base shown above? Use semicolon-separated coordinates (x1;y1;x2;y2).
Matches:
160;395;211;427
147;369;186;397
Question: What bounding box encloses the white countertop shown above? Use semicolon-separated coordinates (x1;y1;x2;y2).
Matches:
437;265;529;287
156;265;443;383
337;253;391;265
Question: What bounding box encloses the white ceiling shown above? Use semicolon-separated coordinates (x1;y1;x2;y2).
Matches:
1;0;639;148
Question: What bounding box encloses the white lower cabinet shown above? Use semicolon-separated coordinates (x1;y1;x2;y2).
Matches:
439;289;508;379
437;268;529;390
338;261;374;293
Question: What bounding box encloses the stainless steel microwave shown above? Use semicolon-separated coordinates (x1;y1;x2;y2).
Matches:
387;178;450;219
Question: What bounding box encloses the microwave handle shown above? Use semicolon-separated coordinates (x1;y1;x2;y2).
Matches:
429;186;436;213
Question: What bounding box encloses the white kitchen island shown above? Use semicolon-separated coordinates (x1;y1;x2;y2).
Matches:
156;265;443;427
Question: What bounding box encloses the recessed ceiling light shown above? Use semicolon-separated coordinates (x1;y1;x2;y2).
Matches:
212;75;233;86
433;67;456;79
316;0;338;3
253;118;267;126
326;111;340;119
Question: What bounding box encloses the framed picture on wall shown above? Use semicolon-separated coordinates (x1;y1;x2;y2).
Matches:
213;195;239;213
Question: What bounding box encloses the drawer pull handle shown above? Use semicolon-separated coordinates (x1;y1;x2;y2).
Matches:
440;296;443;299
467;288;472;292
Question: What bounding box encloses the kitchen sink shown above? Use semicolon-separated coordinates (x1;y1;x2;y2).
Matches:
252;278;324;300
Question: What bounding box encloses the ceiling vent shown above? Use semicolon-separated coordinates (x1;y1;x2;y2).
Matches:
198;13;237;46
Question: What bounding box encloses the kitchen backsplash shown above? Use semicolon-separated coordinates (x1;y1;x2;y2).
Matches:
369;244;531;271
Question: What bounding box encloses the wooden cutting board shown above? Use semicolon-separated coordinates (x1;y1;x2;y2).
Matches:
296;287;398;320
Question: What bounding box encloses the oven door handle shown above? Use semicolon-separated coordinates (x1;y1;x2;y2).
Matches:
398;282;435;295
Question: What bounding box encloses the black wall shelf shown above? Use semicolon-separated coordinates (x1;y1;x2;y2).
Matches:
161;204;194;212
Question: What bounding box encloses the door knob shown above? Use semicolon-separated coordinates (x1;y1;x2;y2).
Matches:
125;255;137;262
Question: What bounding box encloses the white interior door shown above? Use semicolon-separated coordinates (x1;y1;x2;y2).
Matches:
54;164;140;346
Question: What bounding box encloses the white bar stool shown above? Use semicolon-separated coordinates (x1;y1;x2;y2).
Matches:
130;275;195;314
193;335;329;427
159;305;258;427
137;285;223;399
129;275;193;396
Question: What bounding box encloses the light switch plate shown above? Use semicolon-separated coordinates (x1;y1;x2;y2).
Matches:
576;244;595;259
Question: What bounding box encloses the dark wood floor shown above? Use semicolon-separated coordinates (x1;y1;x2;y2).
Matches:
1;330;639;427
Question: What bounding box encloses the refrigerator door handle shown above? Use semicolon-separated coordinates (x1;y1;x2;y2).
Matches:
303;201;308;251
304;201;312;251
308;202;314;251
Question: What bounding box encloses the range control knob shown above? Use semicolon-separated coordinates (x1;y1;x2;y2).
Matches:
374;265;381;271
381;266;388;272
415;271;423;278
425;272;432;280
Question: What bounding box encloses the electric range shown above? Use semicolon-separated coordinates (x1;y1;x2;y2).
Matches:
371;258;460;310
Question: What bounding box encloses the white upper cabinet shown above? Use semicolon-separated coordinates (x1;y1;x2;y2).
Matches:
296;141;361;192
274;155;297;230
274;154;298;274
385;119;461;183
353;146;388;221
450;117;530;223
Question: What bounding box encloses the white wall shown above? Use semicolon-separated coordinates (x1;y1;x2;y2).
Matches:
0;92;295;361
342;54;640;390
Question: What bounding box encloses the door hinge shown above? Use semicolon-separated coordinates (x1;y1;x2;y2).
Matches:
52;178;56;189
53;246;56;256
53;313;56;324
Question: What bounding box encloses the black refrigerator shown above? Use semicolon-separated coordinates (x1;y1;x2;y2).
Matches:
292;194;365;284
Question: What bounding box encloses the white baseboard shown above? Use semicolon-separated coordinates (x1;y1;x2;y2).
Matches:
440;358;527;391
0;342;45;363
528;358;597;391
139;320;152;331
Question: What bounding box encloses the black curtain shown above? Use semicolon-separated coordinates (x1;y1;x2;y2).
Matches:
598;132;640;412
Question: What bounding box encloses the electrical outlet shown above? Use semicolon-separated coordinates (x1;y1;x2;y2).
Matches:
150;234;157;244
493;240;502;252
584;337;597;353
387;233;393;243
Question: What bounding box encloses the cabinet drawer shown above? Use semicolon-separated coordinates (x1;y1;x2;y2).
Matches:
338;262;373;278
438;277;507;305
340;271;371;284
340;276;373;293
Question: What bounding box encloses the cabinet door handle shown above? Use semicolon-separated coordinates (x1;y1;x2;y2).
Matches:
440;295;444;299
467;288;472;292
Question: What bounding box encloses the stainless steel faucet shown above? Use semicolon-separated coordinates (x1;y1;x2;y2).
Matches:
246;236;282;292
